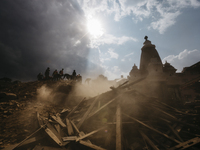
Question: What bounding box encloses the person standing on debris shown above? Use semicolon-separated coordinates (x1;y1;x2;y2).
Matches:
37;72;43;80
52;69;58;81
45;67;50;79
59;68;64;76
59;68;64;80
72;70;76;80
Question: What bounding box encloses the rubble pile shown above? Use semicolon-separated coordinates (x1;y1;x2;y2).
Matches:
3;79;200;150
0;80;76;149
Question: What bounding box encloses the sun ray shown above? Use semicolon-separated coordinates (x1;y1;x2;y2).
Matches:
87;18;104;38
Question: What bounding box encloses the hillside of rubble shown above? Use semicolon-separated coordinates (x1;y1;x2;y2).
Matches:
0;80;86;149
1;77;200;150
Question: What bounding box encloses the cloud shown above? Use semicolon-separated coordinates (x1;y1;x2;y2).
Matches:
125;52;134;57
108;48;119;59
149;11;181;34
162;49;200;72
79;0;200;34
89;34;138;48
104;66;121;80
0;0;93;81
103;65;129;80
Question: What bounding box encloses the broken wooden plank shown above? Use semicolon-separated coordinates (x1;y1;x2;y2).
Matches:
139;130;159;150
168;137;200;150
116;104;122;150
5;113;46;150
152;105;177;120
76;126;106;141
3;135;45;150
43;119;64;146
122;113;181;144
52;114;66;128
66;97;86;118
54;124;61;135
62;136;77;141
77;96;100;129
71;120;80;134
66;118;74;135
155;100;186;115
168;124;184;142
87;97;117;119
79;140;106;150
38;113;66;146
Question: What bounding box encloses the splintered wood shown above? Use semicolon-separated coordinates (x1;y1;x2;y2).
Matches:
12;78;200;150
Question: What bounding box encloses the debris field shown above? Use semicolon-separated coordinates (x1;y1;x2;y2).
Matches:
1;78;200;150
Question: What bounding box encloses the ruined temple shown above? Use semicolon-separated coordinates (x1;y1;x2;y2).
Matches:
129;36;200;104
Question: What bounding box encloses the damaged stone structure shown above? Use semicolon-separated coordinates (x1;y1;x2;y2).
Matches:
129;36;200;104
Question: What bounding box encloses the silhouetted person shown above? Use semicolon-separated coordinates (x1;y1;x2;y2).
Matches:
37;73;43;80
45;67;50;79
52;69;58;81
59;68;64;76
72;70;76;80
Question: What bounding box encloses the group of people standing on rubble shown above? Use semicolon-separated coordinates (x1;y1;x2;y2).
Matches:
37;67;82;83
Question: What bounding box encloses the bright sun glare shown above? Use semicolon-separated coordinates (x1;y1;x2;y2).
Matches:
87;19;104;38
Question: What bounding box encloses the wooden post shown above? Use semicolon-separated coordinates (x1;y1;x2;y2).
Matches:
116;103;122;150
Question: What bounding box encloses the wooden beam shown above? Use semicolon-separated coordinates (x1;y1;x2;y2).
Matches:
155;100;186;114
66;97;86;118
44;120;64;146
122;113;181;144
76;126;106;141
139;130;159;150
71;120;80;133
79;140;106;150
87;97;117;119
62;136;77;141
52;114;66;128
168;124;184;142
66;118;74;135
152;106;177;120
71;120;92;143
168;137;200;150
77;96;100;129
116;104;122;150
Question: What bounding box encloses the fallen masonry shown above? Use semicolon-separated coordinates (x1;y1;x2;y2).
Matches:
3;78;200;150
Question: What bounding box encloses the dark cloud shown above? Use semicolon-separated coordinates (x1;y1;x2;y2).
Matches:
0;0;97;81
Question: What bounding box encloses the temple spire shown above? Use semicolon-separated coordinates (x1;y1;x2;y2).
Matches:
144;36;148;41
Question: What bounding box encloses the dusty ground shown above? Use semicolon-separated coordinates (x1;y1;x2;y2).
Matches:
0;80;83;149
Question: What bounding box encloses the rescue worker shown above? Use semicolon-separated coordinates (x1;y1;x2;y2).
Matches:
52;69;58;81
59;68;64;80
59;68;64;76
37;72;43;80
45;67;50;79
72;70;76;80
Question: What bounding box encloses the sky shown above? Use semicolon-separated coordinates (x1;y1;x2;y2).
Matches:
0;0;200;81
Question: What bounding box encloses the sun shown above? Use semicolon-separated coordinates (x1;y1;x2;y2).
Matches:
87;19;104;38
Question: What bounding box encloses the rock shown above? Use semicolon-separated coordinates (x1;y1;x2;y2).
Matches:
0;92;17;102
